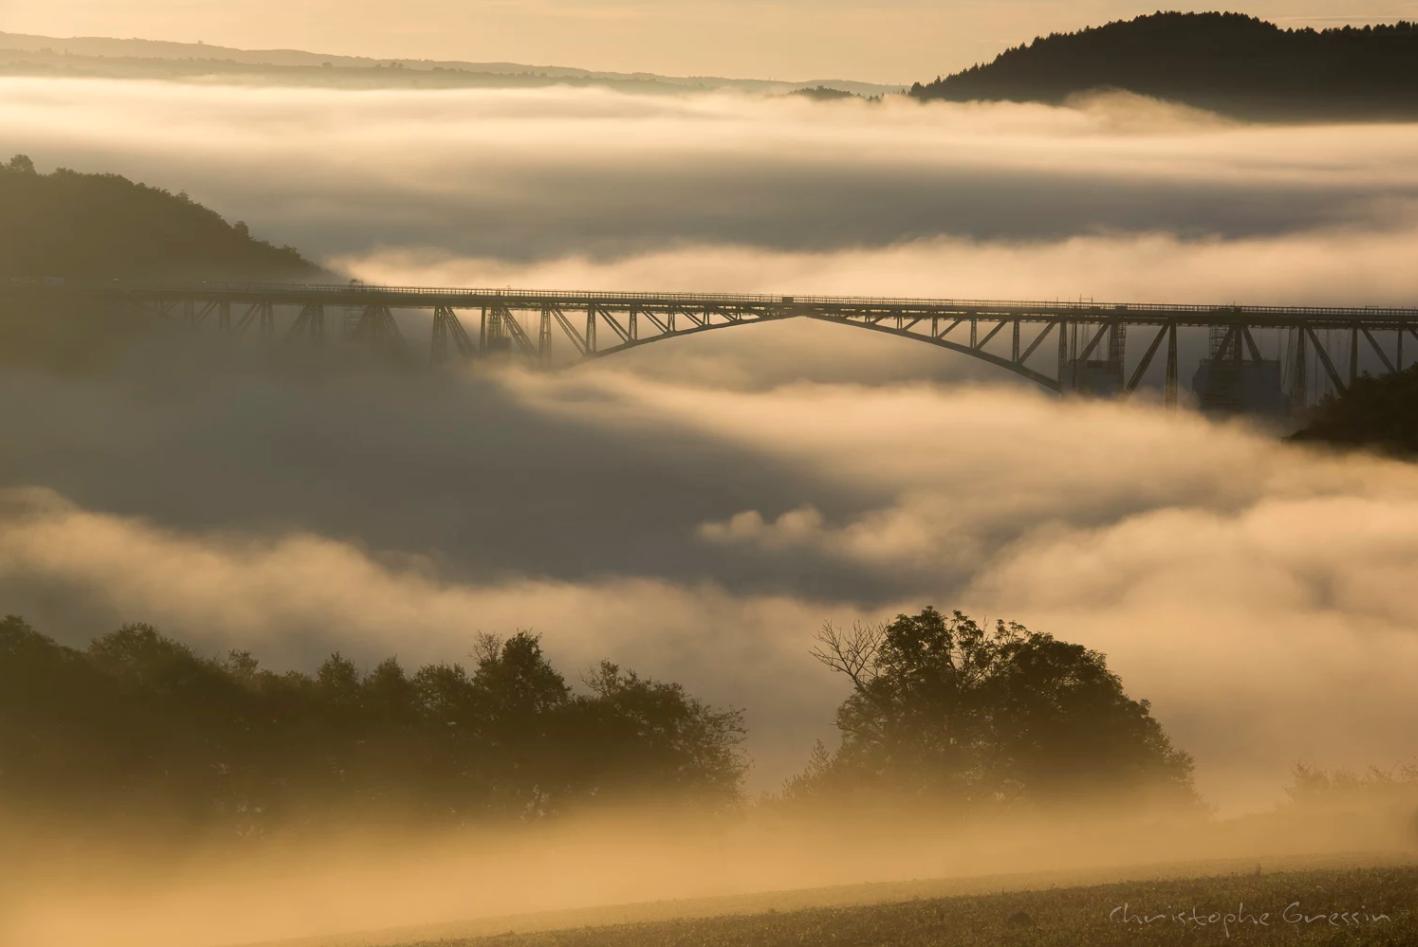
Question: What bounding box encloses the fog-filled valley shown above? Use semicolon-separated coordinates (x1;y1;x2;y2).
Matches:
3;44;1418;946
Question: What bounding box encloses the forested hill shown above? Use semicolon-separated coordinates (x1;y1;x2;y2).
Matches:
1291;365;1418;457
0;155;324;281
909;13;1418;120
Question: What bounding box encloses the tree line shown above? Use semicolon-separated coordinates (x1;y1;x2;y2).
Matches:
0;607;1198;836
0;617;745;833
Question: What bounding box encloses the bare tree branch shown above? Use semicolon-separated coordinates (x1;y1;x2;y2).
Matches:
471;632;502;665
810;620;886;693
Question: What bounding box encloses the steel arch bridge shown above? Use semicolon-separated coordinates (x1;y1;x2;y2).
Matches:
21;280;1418;405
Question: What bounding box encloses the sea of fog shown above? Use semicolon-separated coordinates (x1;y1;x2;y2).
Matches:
2;76;1418;814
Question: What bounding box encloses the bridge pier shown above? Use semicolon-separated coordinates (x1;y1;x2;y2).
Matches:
349;304;405;357
286;304;325;345
1349;327;1360;386
1065;322;1127;395
232;301;275;338
483;305;509;354
1057;318;1069;391
1193;324;1284;415
1290;327;1308;414
1164;323;1179;407
538;306;553;365
431;306;475;364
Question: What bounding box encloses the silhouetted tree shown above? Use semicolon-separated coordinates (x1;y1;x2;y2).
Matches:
565;662;746;804
794;608;1195;810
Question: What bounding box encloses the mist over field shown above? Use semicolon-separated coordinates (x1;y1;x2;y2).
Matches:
5;795;1411;947
3;64;1418;947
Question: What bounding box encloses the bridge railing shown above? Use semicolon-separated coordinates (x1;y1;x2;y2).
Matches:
12;278;1418;319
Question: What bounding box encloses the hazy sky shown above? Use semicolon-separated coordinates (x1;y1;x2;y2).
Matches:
5;0;1418;81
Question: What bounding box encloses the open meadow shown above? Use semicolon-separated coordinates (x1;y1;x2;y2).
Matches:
268;858;1417;947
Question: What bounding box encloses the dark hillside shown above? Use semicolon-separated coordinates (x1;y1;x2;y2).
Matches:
1291;365;1418;456
0;155;326;370
0;155;323;281
910;12;1418;120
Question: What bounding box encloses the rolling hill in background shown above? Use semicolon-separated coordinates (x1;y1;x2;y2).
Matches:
0;31;898;98
910;12;1418;120
13;15;1415;115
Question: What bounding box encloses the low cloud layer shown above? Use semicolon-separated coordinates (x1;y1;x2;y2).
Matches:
341;221;1418;309
6;77;1418;299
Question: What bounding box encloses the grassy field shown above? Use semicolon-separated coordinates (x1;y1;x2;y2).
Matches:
393;863;1417;947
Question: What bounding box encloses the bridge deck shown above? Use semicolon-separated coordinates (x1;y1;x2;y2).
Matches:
22;280;1418;327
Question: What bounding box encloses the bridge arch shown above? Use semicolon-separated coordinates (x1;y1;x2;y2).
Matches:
582;314;1061;391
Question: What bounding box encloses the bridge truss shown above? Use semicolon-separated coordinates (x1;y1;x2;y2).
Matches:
34;282;1418;404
